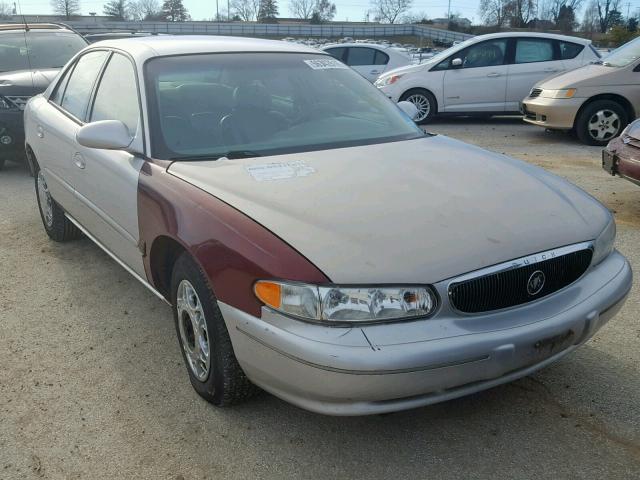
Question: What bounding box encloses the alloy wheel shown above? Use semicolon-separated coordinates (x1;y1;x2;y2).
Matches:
37;171;54;228
587;109;621;142
405;94;430;122
176;279;211;381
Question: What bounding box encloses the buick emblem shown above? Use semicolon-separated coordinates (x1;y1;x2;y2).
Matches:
527;270;546;296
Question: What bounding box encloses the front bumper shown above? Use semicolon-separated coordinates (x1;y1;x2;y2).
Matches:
221;251;631;415
522;96;584;130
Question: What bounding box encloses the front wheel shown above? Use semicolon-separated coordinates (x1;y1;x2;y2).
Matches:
575;100;627;146
171;252;258;406
400;89;437;124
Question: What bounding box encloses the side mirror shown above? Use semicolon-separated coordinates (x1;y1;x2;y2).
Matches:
397;100;419;120
451;58;463;67
76;120;133;151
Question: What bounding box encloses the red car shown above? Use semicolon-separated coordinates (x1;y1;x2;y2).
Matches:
603;119;640;186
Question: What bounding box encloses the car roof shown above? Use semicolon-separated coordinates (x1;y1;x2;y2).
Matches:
468;31;591;44
322;42;390;50
90;35;324;62
0;23;74;32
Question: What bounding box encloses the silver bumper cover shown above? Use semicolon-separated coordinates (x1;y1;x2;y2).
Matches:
220;251;631;415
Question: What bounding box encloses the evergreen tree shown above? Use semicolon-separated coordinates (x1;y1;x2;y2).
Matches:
257;0;278;22
103;0;129;19
161;0;188;21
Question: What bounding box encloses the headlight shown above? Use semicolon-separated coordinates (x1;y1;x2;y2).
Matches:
592;216;616;266
541;88;577;99
254;280;437;324
374;74;404;87
0;95;17;110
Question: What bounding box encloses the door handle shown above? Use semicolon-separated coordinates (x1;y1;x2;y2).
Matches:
544;68;558;72
370;69;380;74
73;152;85;169
487;72;501;77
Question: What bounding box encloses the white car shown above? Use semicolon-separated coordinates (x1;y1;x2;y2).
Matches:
322;43;413;82
375;32;600;123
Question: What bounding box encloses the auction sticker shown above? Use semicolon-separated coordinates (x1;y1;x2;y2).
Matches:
304;58;348;70
246;161;316;181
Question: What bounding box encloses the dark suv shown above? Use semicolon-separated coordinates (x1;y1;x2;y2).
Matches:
0;23;87;170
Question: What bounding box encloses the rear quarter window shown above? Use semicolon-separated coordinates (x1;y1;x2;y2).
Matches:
559;41;585;60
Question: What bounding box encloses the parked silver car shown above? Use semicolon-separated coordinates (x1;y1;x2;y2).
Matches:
25;36;632;415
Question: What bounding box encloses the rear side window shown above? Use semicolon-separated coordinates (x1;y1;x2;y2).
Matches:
559;41;584;60
346;47;377;66
325;47;346;62
90;53;140;136
374;50;389;65
515;39;555;64
59;50;109;120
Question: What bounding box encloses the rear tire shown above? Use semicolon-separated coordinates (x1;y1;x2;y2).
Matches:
171;252;258;407
34;163;82;242
575;100;627;146
400;89;437;124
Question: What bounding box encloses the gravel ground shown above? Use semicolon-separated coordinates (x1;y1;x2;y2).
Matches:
1;117;639;479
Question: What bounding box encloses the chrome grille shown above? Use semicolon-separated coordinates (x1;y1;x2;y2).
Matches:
529;88;542;98
6;95;31;110
448;245;593;314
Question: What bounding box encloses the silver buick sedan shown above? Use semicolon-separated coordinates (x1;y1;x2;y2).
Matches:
24;36;632;415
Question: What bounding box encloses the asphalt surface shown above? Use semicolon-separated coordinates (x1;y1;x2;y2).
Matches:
1;117;639;479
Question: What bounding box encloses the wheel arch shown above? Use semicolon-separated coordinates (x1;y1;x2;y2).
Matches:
25;143;38;176
400;87;439;115
573;94;636;129
148;234;189;302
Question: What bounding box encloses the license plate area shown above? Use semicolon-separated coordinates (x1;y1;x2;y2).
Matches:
527;330;575;364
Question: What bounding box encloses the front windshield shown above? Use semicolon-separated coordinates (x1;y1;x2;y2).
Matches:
601;36;640;67
145;53;424;160
0;32;87;71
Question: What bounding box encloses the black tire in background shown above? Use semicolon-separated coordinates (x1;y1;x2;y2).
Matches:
34;163;82;242
575;99;628;146
0;158;5;170
170;252;258;407
400;88;437;124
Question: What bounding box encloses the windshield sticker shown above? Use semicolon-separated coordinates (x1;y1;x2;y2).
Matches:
304;58;348;70
246;161;316;181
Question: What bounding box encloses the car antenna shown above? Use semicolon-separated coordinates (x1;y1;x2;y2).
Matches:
15;0;35;89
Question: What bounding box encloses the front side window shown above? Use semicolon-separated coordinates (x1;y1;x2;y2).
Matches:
91;53;140;136
145;53;423;160
60;50;109;120
559;41;584;60
347;47;377;66
459;39;507;69
515;39;555;64
0;31;87;72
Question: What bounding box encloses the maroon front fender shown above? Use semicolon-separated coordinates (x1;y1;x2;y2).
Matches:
138;160;330;316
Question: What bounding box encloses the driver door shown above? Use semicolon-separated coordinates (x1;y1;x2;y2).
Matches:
442;39;509;112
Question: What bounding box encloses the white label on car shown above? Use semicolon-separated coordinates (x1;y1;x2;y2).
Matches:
304;58;348;70
246;161;316;181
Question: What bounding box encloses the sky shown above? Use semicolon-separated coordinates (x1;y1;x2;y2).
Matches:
13;0;640;24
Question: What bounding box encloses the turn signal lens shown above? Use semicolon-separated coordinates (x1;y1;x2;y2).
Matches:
254;281;281;309
544;88;577;99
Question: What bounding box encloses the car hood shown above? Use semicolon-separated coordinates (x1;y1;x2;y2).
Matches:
380;62;430;78
167;136;609;284
0;68;60;95
536;63;617;90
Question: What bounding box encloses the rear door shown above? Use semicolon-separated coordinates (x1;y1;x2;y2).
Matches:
441;38;509;112
71;51;146;276
345;47;389;82
505;37;564;110
36;50;109;217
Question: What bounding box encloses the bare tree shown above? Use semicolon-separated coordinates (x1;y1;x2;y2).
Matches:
130;0;161;19
371;0;412;23
504;0;536;27
289;0;314;19
51;0;80;19
478;0;509;26
596;0;622;32
312;0;335;22
0;2;13;18
231;0;259;20
581;0;600;32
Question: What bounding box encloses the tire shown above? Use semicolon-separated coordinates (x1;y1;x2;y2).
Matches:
575;100;627;146
400;88;437;124
0;158;4;171
171;252;258;406
34;163;82;242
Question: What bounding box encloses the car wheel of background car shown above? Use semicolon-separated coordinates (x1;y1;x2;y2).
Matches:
0;158;4;170
576;100;627;146
400;89;436;124
34;164;83;242
170;252;258;407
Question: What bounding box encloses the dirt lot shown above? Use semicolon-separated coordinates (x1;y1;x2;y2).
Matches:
1;117;639;479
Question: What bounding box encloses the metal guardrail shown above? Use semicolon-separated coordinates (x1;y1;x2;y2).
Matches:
65;20;473;43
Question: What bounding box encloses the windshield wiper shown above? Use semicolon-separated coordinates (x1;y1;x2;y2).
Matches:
170;150;263;161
